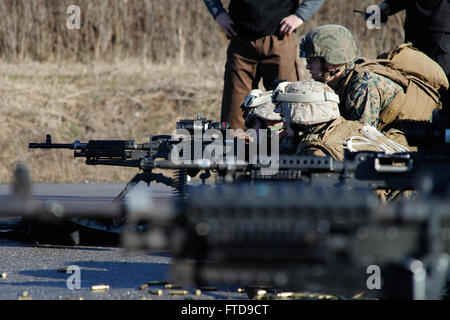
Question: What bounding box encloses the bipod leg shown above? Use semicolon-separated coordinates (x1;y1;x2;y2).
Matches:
113;172;175;203
112;172;175;227
113;173;150;203
111;172;157;227
148;173;174;188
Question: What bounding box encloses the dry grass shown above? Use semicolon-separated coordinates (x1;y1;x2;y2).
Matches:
0;60;224;183
0;0;404;62
0;0;228;63
0;0;406;183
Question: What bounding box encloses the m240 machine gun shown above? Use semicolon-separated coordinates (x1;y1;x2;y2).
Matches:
29;108;450;199
29;116;230;202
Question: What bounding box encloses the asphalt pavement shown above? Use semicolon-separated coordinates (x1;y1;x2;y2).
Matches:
0;182;247;300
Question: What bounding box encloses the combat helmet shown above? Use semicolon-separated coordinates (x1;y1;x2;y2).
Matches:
272;80;340;126
300;24;358;65
242;89;282;128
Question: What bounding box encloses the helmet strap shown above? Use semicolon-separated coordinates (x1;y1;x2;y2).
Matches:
322;62;347;85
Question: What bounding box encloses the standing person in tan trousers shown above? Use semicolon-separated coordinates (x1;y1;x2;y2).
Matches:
204;0;326;130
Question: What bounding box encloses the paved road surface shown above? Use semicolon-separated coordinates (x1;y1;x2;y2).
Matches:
0;183;247;300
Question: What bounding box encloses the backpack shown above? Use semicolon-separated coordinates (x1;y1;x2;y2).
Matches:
345;43;449;130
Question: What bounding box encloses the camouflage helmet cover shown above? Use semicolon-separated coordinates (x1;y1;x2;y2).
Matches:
273;80;340;126
300;24;358;65
243;89;281;128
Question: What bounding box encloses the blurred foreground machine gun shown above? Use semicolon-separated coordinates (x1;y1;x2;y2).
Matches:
121;109;450;300
3;163;449;299
18;110;450;298
122;183;450;300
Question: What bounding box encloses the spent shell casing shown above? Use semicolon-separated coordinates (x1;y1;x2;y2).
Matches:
294;292;316;299
0;272;7;279
277;292;294;298
148;289;163;296
147;280;168;286
319;294;338;300
169;290;189;296
139;284;149;291
257;289;267;295
352;292;365;299
91;285;110;292
165;284;182;289
18;291;31;300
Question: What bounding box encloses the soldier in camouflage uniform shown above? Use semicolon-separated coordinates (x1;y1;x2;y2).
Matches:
242;89;297;154
243;90;283;131
299;24;405;130
273;80;416;202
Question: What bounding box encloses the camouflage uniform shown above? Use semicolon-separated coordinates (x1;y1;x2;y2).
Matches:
272;80;342;154
273;80;416;203
243;89;282;129
300;24;405;130
242;89;297;154
333;64;404;129
297;115;417;204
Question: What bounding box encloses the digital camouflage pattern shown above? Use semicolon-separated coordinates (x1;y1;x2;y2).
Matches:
252;102;282;122
244;90;281;128
335;68;404;129
299;24;358;65
272;80;341;155
273;80;340;126
299;24;405;129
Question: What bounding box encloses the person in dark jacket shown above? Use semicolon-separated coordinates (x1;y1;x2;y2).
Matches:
204;0;326;129
378;0;449;108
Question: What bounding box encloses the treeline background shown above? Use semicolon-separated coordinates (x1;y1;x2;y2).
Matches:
0;0;405;63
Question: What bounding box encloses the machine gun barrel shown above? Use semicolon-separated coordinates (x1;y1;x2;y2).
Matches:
29;134;146;151
29;134;153;169
29;134;83;149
